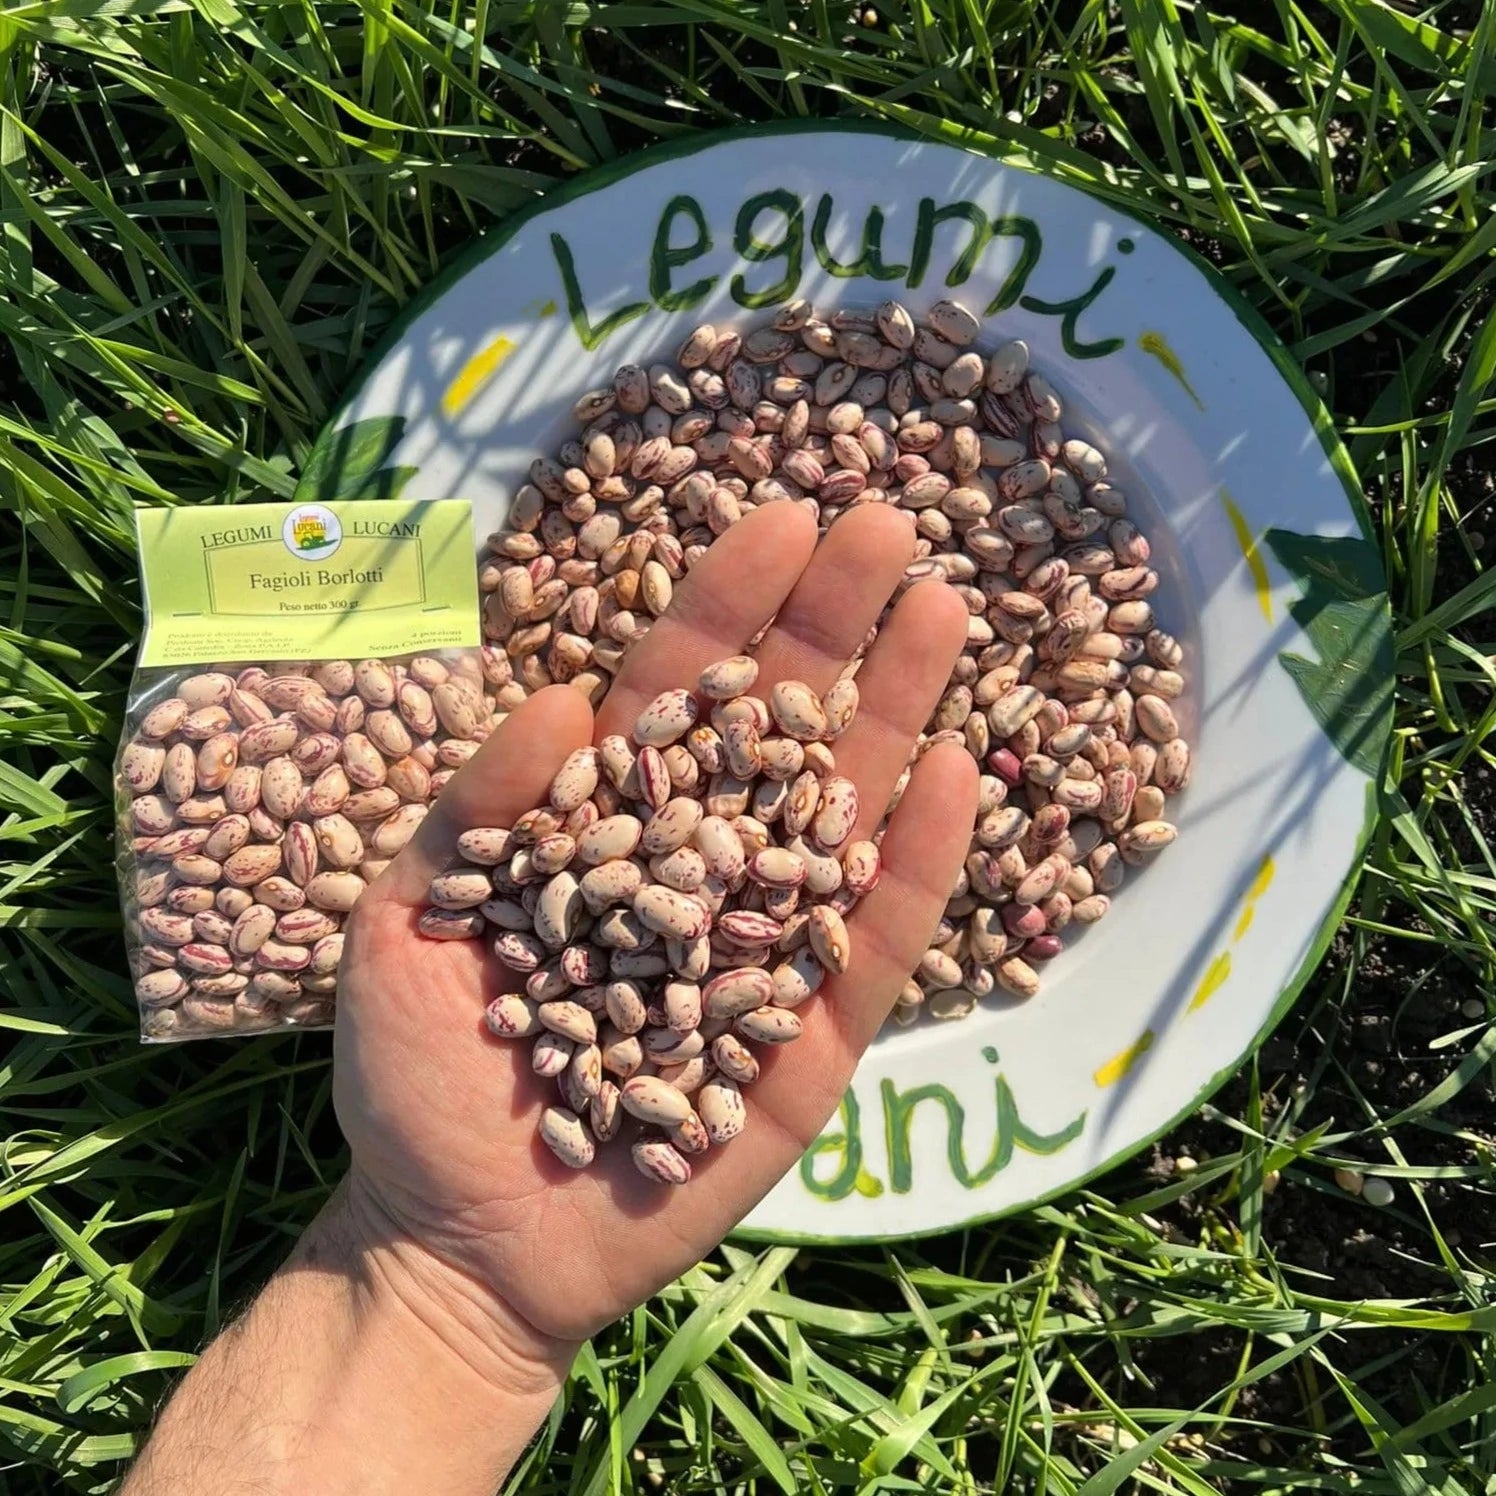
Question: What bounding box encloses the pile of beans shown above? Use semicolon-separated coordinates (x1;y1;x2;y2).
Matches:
472;298;1189;1024
418;656;877;1184
118;653;488;1038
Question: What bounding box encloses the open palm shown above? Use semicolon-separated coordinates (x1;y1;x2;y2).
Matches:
333;503;976;1346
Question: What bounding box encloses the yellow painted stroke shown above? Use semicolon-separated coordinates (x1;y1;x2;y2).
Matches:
1188;951;1233;1012
1221;490;1273;623
442;334;517;418
1232;854;1276;941
1185;853;1275;1015
853;1167;885;1199
1138;331;1204;410
1094;1028;1155;1088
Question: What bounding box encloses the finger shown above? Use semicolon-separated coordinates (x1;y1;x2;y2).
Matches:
747;505;914;693
826;580;972;838
708;742;979;1156
378;685;593;906
833;741;978;1050
595;503;817;738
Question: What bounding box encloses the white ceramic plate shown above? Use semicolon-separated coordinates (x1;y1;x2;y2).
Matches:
299;124;1391;1242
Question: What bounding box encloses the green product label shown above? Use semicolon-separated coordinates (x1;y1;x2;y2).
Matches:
135;499;480;667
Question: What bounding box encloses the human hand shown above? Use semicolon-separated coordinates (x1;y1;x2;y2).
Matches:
332;502;976;1369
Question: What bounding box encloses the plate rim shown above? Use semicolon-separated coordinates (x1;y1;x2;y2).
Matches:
304;119;1392;1240
731;782;1377;1243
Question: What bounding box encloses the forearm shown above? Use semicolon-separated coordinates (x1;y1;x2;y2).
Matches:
122;1176;573;1496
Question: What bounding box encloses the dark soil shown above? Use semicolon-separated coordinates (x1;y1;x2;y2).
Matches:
1125;920;1493;1464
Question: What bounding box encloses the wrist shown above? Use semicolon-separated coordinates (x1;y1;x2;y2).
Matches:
124;1176;574;1496
310;1171;577;1403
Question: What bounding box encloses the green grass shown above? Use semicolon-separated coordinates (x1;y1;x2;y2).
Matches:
2;1;1494;1491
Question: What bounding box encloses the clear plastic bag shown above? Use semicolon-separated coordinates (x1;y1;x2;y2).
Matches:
117;499;481;1040
117;652;497;1039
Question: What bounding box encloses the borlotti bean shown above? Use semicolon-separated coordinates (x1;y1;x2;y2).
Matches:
418;662;878;1185
473;299;1188;1028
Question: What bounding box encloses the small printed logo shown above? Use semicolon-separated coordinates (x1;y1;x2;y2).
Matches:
282;505;342;561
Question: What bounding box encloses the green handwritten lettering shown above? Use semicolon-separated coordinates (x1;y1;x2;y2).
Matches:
982;217;1043;313
1020;266;1124;359
881;1075;1086;1193
810;194;908;281
907;199;1041;312
550;231;649;353
649;194;717;313
730;189;804;310
909;199;986;287
800;1089;866;1202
